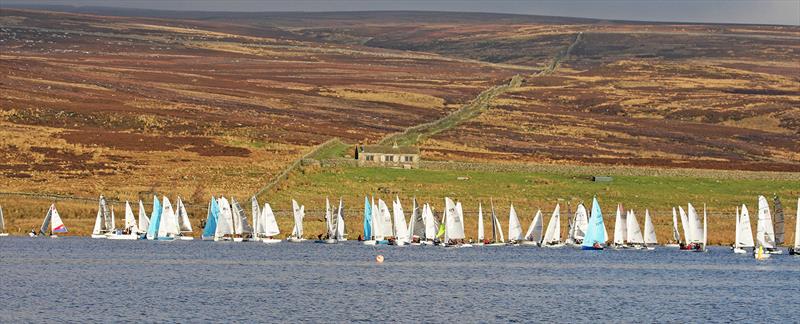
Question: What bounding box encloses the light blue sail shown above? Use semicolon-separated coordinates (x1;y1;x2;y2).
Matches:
202;197;219;239
146;195;162;240
582;196;606;248
363;196;372;239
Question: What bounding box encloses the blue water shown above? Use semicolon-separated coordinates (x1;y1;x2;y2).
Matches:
1;237;798;322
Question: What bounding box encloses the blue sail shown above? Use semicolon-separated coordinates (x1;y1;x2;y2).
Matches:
363;196;372;239
582;196;606;248
146;195;162;240
202;197;219;239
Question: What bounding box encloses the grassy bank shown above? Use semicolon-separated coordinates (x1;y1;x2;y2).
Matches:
2;165;797;246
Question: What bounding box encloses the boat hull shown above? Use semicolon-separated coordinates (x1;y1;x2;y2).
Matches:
315;239;338;244
520;241;540;247
732;247;747;254
107;234;138;240
581;246;604;250
91;234;107;239
178;236;194;241
789;248;798;255
262;238;282;244
0;233;9;236
287;238;306;243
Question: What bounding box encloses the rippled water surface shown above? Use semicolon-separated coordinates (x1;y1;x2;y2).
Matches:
1;237;798;322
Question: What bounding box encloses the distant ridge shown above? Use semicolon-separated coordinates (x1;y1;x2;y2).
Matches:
4;4;788;27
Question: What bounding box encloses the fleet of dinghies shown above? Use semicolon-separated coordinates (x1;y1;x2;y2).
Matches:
5;195;800;257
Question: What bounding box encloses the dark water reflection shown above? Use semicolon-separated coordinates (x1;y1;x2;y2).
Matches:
1;237;798;322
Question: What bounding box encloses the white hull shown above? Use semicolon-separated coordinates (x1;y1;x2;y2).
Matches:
91;234;108;239
664;244;680;248
766;249;783;255
472;242;484;246
363;240;377;245
520;241;539;246
262;238;282;244
287;237;306;243
732;247;747;254
28;233;35;237
178;236;194;241
485;242;506;246
323;239;338;244
645;246;656;251
49;235;58;238
544;243;566;248
202;236;215;241
107;234;138;240
0;233;9;236
233;237;244;242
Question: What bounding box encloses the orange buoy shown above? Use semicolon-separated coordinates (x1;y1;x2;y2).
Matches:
376;255;384;263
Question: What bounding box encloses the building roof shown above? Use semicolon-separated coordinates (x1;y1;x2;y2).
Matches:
360;145;420;154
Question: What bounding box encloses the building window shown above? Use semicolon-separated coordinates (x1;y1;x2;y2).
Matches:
365;155;374;161
404;156;413;162
385;155;394;162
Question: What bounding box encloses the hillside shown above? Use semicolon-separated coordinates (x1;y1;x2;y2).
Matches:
0;8;799;237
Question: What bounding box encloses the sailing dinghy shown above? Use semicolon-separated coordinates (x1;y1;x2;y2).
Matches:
733;205;755;254
37;204;67;238
108;201;139;240
145;196;162;240
91;195;113;238
408;198;424;245
541;204;564;247
522;209;543;246
137;200;150;238
422;202;438;245
174;197;193;240
0;205;7;236
755;195;781;254
566;203;588;245
214;197;234;241
626;210;645;249
392;196;410;246
231;198;252;242
485;200;506;246
442;197;468;247
287;199;306;242
581;197;606;250
664;207;681;248
507;203;523;245
474;202;485;246
260;201;282;244
202;197;219;241
317;198;338;244
643;209;658;250
790;198;799;255
612;204;628;248
156;196;179;241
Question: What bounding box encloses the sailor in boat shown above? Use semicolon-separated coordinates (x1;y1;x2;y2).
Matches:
29;229;37;237
357;234;363;241
592;242;602;249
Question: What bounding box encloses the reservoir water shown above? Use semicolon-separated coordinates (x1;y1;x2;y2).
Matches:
1;237;797;322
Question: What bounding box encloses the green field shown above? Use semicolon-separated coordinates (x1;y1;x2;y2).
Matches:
263;165;799;245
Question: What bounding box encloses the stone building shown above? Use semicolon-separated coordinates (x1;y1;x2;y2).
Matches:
356;143;420;168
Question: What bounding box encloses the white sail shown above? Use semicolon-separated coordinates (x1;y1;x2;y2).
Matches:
407;199;417;240
158;197;179;238
49;205;66;234
644;209;657;245
542;204;561;244
251;196;261;237
215;197;234;239
491;203;505;243
444;197;464;241
336;199;345;240
124;201;137;232
93;196;111;235
325;198;334;238
290;199;304;238
110;206;116;231
613;204;627;245
0;205;5;234
261;203;280;237
572;203;589;242
738;205;755;248
455;201;465;238
137;200;150;233
687;203;703;244
370;196;379;240
794;198;799;249
678;206;691;243
627;210;644;245
524;209;543;243
755;195;776;249
393;197;410;243
40;204;53;234
477;203;485;242
377;199;393;238
671;207;681;243
176;197;192;233
423;203;437;240
508;204;523;242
